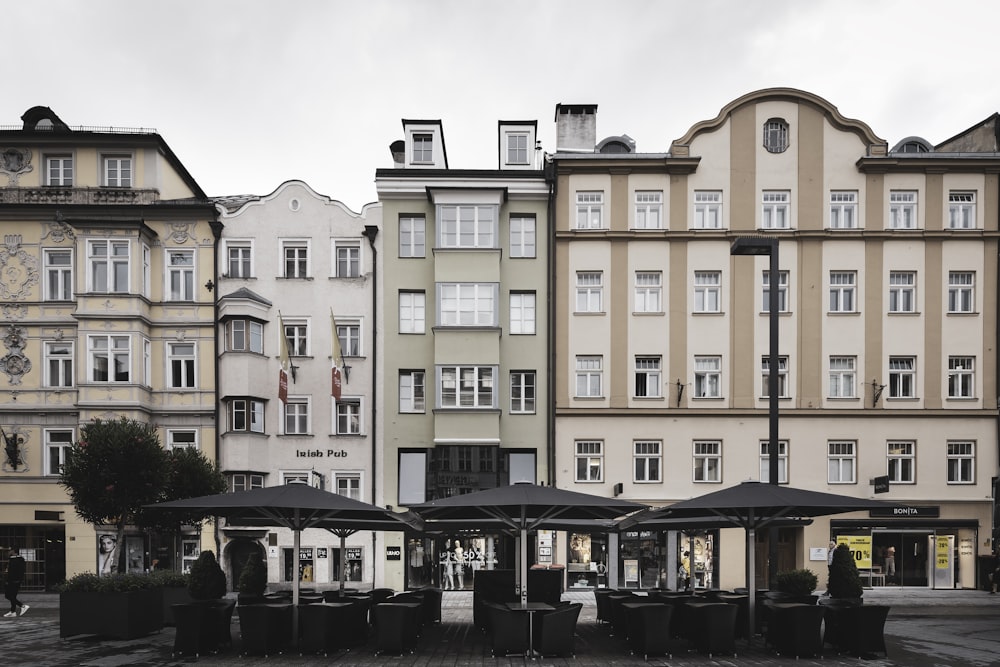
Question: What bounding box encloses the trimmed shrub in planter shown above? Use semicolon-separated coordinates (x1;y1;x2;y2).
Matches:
58;573;164;639
188;550;227;601
827;543;864;601
237;554;267;605
773;568;819;603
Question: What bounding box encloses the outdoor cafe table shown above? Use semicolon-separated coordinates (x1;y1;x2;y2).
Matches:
505;601;554;659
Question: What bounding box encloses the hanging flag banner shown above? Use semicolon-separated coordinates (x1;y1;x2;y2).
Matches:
278;312;291;405
331;308;343;401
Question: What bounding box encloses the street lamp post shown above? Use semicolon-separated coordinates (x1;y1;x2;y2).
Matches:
731;235;780;587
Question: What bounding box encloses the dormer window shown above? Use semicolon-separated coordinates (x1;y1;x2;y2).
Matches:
507;133;529;165
412;134;433;163
763;119;789;153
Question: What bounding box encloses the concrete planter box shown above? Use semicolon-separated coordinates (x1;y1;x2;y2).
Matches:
161;587;194;626
60;588;164;639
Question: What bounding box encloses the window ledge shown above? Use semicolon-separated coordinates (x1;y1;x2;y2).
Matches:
574;311;606;316
888;311;921;316
946;311;979;316
827;311;861;316
691;396;725;401
277;276;314;281
885;397;920;402
632;311;665;316
693;311;725;316
826;396;861;401
945;397;978;402
632;396;665;402
277;434;315;438
573;396;605;401
432;408;502;414
757;311;793;316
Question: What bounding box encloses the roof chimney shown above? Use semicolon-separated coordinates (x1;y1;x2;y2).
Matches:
554;104;597;153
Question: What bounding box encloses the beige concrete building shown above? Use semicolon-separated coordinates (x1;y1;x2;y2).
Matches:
551;90;998;591
0;107;219;585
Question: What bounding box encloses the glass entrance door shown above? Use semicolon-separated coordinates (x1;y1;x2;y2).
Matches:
872;531;930;587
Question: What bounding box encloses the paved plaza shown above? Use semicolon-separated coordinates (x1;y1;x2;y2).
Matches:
1;588;998;666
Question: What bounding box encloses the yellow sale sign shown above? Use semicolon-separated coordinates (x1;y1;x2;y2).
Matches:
836;535;872;569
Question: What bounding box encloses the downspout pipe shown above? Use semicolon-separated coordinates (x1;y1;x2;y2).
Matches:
209;214;224;560
544;158;557;488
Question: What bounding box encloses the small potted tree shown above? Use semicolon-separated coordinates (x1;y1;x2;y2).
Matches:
175;550;231;655
772;568;819;604
237;554;268;605
188;550;227;601
825;543;864;604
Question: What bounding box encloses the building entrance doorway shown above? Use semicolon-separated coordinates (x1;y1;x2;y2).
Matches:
872;530;930;586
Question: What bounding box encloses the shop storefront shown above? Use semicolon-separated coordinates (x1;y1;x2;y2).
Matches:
616;529;720;591
404;532;513;591
566;531;609;590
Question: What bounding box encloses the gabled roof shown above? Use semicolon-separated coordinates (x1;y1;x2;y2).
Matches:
219;287;272;306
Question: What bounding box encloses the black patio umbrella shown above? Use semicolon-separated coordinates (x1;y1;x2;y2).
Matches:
409;481;647;605
619;481;895;641
146;482;419;642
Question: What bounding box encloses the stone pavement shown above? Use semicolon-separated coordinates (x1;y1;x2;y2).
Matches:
2;587;998;666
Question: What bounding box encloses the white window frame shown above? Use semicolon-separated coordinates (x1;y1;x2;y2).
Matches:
44;429;74;476
634;191;662;229
889;271;916;313
947;356;975;399
229;319;264;354
506;133;529;165
141;243;151;299
399;216;426;258
103;154;132;187
693;440;722;483
760;355;789;398
166;249;195;301
635;271;662;313
281;239;310;278
575;356;603;398
889;191;917;229
888;356;916;399
167;341;197;389
43;248;73;301
412;133;433;163
438;366;497;409
44;340;74;388
762;270;789;312
693;271;721;313
887;441;915;484
88;334;131;383
283;319;309;357
828;356;856;398
509;216;536;258
45;154;73;186
510;370;536;414
759;440;788;484
634;356;661;398
334;471;364;500
575;440;603;482
437;283;498;327
829;271;856;313
634;440;662;483
761;191;790;229
282;396;310;435
509;292;536;334
333;240;361;278
575;192;604;230
694;356;721;398
948;271;975;313
399;291;426;334
829;191;858;229
693;190;723;229
87;239;130;293
224;240;254;278
167;430;198;451
232;473;265;492
438;205;497;249
828;441;856;484
399;370;426;413
336;320;362;358
947;441;975;484
230;398;265;433
575;271;603;313
948;191;975;229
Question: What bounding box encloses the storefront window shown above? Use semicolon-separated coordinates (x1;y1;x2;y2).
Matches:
567;532;608;589
618;531;660;589
678;532;715;590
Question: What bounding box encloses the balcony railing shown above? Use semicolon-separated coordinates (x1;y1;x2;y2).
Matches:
0;187;159;205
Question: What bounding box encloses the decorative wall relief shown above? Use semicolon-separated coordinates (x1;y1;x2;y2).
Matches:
0;147;33;186
0;325;32;385
1;426;28;473
0;235;39;300
41;212;77;243
168;222;192;244
1;304;27;321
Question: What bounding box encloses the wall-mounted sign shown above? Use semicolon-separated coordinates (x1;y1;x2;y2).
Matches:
386;545;401;561
295;449;348;458
299;548;313;560
869;505;940;518
316;548;328;559
871;475;890;494
836;535;872;569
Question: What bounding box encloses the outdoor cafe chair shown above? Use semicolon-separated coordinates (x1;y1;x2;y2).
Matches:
533;601;582;658
373;602;420;656
486;602;530;657
767;602;826;659
686;602;738;658
238;603;292;657
171;603;216;658
627;602;673;661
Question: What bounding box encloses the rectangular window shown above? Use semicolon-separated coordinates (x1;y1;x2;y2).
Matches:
507;133;529;165
693;191;723;229
167;430;198;451
399;370;425;413
334;241;361;278
412;133;433;162
948;191;975;229
45;155;73;186
167;249;195;301
829;271;856;312
103;155;132;187
230;398;265;433
509;292;536;334
575;441;603;482
694;356;721;398
281;240;309;278
760;356;789;398
828;441;856;483
510;370;536;414
438;366;496;408
438;205;496;248
232;473;265;492
947;356;975;398
828;356;856;398
762;270;789;312
634;440;662;482
575;192;604;229
44;249;73;301
399;291;426;333
829;191;858;229
44;429;74;476
694;271;721;313
889;191;917;229
283;320;309;356
336;321;361;357
634;191;662;229
141;244;151;298
948;271;974;313
168;342;196;388
399;216;426;258
693;441;721;482
283;397;310;435
761;191;790;229
889;271;916;313
334;472;363;500
947;441;975;484
575;271;603;312
634;356;661;398
887;441;915;483
509;216;536;258
88;335;130;382
635;271;662;313
226;241;253;278
438;283;498;326
228;319;264;353
759;440;788;484
575;356;603;398
44;341;74;388
88;240;129;293
888;356;916;398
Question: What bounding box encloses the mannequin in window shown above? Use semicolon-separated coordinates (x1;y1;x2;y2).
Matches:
452;540;465;589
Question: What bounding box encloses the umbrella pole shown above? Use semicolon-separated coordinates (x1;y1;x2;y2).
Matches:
292;523;301;647
747;525;756;644
339;533;346;596
520;527;528;606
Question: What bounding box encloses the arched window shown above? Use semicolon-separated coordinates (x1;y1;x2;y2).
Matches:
763;118;789;153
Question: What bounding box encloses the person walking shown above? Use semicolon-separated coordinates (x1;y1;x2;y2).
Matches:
4;547;28;617
885;544;896;582
990;547;1000;594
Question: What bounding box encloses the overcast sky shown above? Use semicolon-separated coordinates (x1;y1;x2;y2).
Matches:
6;0;997;212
